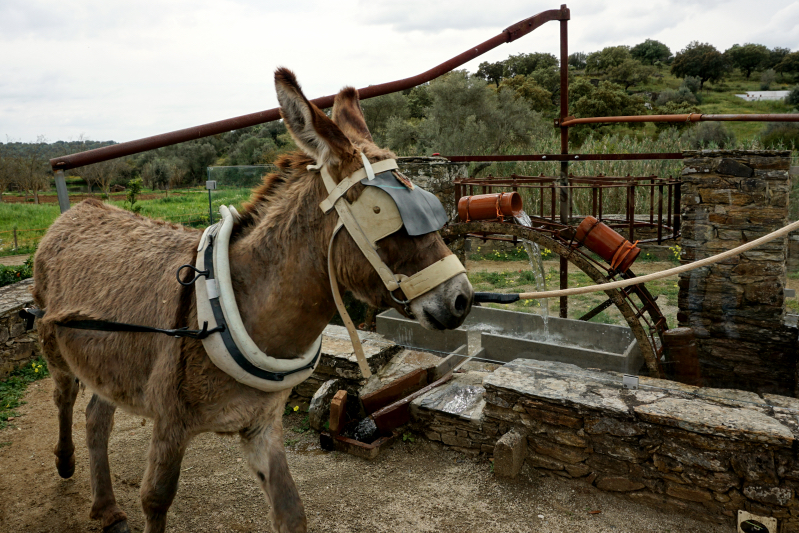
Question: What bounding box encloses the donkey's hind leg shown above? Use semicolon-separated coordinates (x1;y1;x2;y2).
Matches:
50;365;80;479
85;394;129;533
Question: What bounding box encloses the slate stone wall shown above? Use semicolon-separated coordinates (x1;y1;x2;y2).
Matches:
411;358;799;530
0;279;40;376
397;157;468;223
677;150;798;395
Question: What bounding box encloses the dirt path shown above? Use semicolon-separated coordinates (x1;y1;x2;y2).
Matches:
0;254;30;266
0;378;730;533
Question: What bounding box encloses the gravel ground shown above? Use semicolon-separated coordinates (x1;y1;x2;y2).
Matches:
0;377;733;533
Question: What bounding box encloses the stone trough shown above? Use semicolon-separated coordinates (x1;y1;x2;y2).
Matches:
377;306;644;374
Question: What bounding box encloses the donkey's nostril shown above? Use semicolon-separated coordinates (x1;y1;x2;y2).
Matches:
454;294;468;314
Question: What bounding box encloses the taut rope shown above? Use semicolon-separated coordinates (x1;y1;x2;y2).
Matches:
516;219;799;300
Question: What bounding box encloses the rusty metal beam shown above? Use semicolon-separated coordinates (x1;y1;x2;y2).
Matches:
50;7;569;171
444;153;683;162
558;113;799;127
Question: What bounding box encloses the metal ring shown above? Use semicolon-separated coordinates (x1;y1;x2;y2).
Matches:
176;264;209;286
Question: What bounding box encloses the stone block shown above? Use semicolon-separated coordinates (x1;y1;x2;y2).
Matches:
526;450;566;471
716;158;754;178
565;462;591;478
743;484;793;507
308;379;342;432
586;453;629;475
667;483;713;503
493;429;527;479
529;435;588;464
595;476;645;492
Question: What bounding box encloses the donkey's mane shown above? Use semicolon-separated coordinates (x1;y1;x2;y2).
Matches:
234;151;320;240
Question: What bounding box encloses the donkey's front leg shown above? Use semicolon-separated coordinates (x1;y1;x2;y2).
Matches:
240;395;307;533
140;417;190;533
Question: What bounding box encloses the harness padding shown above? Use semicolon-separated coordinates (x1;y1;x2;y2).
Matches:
195;205;322;392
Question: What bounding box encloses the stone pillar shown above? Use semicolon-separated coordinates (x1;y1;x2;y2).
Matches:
677;150;797;395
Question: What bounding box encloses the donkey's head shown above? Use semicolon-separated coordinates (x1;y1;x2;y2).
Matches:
275;68;473;330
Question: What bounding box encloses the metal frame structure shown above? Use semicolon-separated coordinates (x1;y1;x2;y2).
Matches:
48;4;799;377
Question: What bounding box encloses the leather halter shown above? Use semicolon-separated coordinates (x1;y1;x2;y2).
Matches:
317;154;466;378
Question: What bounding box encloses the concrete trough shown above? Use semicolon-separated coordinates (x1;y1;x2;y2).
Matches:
377;306;644;374
376;308;468;353
466;306;644;374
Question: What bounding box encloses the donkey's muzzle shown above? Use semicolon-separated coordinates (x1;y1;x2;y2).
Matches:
411;273;473;331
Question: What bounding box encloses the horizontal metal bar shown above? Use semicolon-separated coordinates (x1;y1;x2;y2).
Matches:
558;113;799;127
50;7;568;171
444;153;683;162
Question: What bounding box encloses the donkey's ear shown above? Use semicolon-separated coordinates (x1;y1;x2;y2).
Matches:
274;68;354;165
331;87;374;143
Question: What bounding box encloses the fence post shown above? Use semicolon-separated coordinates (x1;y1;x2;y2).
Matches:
54;170;70;213
13;228;17;252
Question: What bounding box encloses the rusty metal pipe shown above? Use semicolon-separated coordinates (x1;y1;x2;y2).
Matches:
559;113;799;127
50;7;569;171
444;153;683;162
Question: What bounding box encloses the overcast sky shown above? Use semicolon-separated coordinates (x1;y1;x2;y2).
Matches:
1;0;797;144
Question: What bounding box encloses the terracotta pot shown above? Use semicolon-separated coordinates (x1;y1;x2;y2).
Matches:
457;192;522;222
574;216;641;272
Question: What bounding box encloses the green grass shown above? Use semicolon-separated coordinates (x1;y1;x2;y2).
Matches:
1;359;50;430
0;187;254;254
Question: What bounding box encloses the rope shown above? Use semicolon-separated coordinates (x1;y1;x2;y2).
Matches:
517;218;799;300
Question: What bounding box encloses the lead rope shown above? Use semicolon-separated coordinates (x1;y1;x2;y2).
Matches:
328;222;373;378
516;218;799;300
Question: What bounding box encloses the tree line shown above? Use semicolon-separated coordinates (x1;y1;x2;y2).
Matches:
2;38;798;202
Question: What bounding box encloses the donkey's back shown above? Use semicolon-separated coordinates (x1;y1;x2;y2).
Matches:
33;198;202;410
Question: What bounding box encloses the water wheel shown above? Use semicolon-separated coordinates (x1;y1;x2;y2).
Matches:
441;221;669;378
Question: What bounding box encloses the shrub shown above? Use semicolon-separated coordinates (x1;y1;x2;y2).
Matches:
681;122;736;149
786;85;799;108
761;121;799;149
655;87;698;106
680;76;702;95
760;69;777;90
0;255;33;288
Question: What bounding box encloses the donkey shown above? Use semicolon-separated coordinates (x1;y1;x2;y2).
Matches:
32;68;473;533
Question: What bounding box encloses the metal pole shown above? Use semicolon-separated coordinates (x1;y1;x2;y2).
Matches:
54;170;70;213
558;5;570;319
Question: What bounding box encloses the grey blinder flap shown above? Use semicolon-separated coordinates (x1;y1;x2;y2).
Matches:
361;171;448;236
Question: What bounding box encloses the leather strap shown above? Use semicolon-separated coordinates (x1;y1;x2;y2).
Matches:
328;222;372;378
318;159;398;213
397;254;466;301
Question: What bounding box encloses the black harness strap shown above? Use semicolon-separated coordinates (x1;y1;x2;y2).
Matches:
20;231;321;383
20;307;223;340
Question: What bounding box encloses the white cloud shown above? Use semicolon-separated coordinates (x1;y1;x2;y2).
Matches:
0;0;796;143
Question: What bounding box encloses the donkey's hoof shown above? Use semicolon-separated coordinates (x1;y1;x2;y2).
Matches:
56;454;75;479
103;519;130;533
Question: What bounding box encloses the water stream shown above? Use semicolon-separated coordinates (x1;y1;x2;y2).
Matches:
514;211;550;338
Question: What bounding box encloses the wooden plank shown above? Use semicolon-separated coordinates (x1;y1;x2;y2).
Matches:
329;390;348;436
373;372;454;433
361;368;429;415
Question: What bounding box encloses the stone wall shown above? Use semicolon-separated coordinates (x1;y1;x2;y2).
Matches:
0;279;40;376
677;150;798;395
397;157;468;222
411;358;799;530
